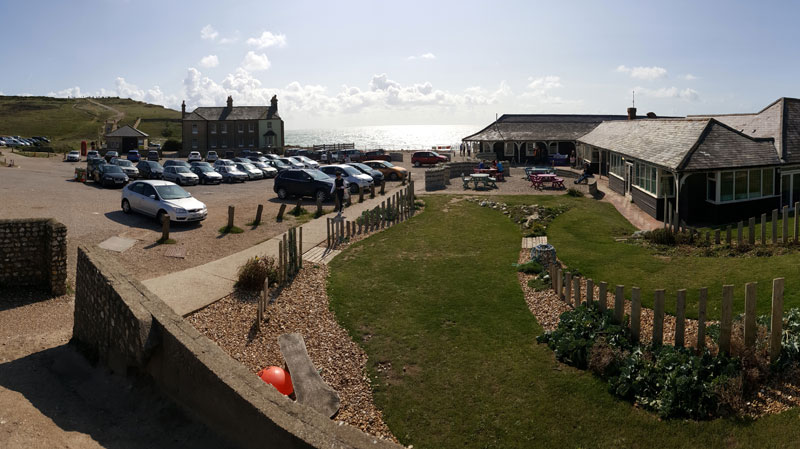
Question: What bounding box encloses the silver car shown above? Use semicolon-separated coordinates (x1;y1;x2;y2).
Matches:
235;162;265;180
121;180;207;223
319;164;374;193
66;151;81;162
163;165;199;186
251;161;279;178
112;158;140;179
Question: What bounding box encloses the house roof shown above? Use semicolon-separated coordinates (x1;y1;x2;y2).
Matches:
105;125;148;138
462;114;630;142
578;118;780;171
185;106;277;121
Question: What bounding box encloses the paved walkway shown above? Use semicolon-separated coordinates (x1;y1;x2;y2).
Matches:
142;184;410;316
593;176;661;231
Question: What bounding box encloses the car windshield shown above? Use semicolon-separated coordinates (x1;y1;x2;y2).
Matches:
175;166;191;173
351;163;370;171
341;165;361;176
104;165;123;173
252;162;266;168
117;160;132;167
197;166;213;172
155;185;191;200
381;161;394;167
307;170;330;181
69;151;79;155
273;160;289;168
241;163;255;170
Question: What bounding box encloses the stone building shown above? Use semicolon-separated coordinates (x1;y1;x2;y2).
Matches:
181;95;284;156
105;125;149;152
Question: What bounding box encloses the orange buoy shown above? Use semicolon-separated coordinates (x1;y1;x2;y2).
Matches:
257;366;293;395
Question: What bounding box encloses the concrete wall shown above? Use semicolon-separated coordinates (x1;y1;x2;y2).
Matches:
73;246;402;449
424;166;447;191
0;218;67;295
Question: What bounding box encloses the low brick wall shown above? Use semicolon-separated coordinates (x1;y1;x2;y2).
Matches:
73;246;402;449
0;218;67;295
424;166;447;191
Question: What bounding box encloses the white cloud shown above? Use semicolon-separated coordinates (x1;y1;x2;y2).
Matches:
682;73;698;80
635;86;699;101
219;32;240;44
241;52;271;71
527;75;561;91
49;86;83;97
617;65;668;80
246;31;287;49
201;25;218;41
200;55;219;68
407;52;436;60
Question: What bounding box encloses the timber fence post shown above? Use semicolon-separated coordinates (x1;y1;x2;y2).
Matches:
744;282;757;348
770;278;785;363
631;287;641;343
255;204;263;226
697;287;708;350
749;217;755;245
614;285;624;324
675;289;686;347
653;289;665;346
719;285;734;355
598;282;607;312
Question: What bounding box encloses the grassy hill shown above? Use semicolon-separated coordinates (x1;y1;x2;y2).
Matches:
0;96;181;152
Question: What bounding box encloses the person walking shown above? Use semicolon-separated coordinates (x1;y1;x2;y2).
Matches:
332;171;347;214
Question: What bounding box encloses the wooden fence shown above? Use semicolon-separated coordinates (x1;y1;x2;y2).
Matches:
327;182;415;249
667;204;800;247
546;264;786;362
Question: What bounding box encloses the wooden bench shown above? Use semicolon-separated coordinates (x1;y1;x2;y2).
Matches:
462;176;471;189
487;177;497;188
278;333;340;418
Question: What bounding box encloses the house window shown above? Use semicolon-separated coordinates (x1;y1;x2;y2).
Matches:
221;137;227;148
238;123;243;133
720;171;734;201
267;135;274;146
221;123;227;134
267;122;272;129
661;175;675;197
707;173;717;201
191;138;198;149
211;124;217;134
763;168;774;196
249;122;255;133
192;124;198;134
633;161;657;194
211;138;216;149
238;139;244;148
609;153;624;177
249;137;254;147
717;168;774;203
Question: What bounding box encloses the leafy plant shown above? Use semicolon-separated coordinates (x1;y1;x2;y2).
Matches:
566;188;583;197
235;255;278;290
517;260;543;274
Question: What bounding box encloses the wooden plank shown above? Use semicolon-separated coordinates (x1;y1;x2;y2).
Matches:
630;287;641;343
614;285;624;324
744;282;757;348
726;225;732;245
675;289;686;347
737;221;743;246
653;289;665;346
772;209;778;245
697;288;708;350
556;269;563;301
783;206;789;244
719;285;734;355
586;279;594;305
761;213;767;246
770;278;784;363
749;217;755;245
573;276;581;305
598;282;607;312
715;229;720;245
278;333;340;418
565;272;572;305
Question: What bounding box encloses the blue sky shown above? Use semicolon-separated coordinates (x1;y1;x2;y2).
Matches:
2;0;799;128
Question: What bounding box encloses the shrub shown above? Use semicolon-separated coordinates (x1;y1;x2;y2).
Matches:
517;260;543;274
525;223;547;237
644;228;676;245
527;277;550;291
566;188;583;197
235;255;278;290
162;139;181;151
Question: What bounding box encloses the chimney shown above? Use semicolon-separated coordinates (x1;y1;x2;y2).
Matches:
181;100;186;119
226;95;233;110
627;107;637;120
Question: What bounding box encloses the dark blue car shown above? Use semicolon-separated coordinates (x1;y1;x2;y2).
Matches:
127;149;141;162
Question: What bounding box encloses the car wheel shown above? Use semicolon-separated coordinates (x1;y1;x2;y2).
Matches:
277;188;288;200
413;160;421;167
156;210;168;224
390;172;399;181
122;199;132;214
315;189;326;203
350;184;359;194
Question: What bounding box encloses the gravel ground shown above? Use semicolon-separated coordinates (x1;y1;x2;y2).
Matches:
187;265;398;444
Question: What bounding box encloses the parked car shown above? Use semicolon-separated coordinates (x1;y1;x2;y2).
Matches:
147;150;160;161
136;160;164;179
33;136;50;143
126;149;141;162
364;149;392;162
190;164;223;185
163;165;199;186
233;157;252;163
263;153;279;161
347;162;384;184
111;158;140;179
363;159;408;181
319;164;374;193
94;164;129;187
215;165;248;183
411;151;448;167
250;161;278;178
235;162;265;180
104;150;119;162
86;150;101;160
273;169;334;202
205;151;219;162
148;142;162;150
248;155;268;163
121;180;207;223
188;151;202;162
267;159;291;173
66;151;81;162
224;150;235;159
213;158;235;168
163;160;192;169
277;157;305;169
292;155;320;169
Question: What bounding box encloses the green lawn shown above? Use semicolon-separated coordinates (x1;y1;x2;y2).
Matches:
328;195;800;448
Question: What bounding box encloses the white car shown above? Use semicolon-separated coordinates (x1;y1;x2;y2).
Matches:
278;157;305;169
213;158;235;168
206;151;219;162
121;180;207;223
235;162;265;180
188;151;202;162
251;161;279;178
66;151;81;162
163;165;199;186
292;155;320;169
319;164;374;193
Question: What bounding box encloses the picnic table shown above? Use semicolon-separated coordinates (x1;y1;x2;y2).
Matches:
529;173;565;190
463;173;497;190
473;167;504;181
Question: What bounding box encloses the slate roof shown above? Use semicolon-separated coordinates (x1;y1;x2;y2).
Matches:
462;114;630;142
578;119;779;171
185;106;274;121
105;125;148;138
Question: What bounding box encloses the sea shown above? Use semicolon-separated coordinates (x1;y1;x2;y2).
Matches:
284;125;478;151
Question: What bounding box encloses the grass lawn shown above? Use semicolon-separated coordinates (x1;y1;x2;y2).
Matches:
328;195;800;448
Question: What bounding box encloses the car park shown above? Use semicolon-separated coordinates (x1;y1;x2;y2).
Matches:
147;150;160;161
190;164;223;185
188;151;202;162
319;164;374;193
205;151;219;162
215;165;248;183
364;149;391;162
250;161;278;178
136;160;164;179
347;162;384;184
273;169;334;202
111;158;140;179
411;150;448;167
163;165;199;186
104;150;119;162
163;160;192;169
121;180;207;223
66;151;81;162
94;163;129;187
363;159;408;181
277;157;305;169
235;162;265;180
213;158;235;168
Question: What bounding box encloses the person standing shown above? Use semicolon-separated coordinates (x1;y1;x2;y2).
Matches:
332;171;346;214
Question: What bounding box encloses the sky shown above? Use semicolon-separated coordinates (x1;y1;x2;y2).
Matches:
2;0;800;129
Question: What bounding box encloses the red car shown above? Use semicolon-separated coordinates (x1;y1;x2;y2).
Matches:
411;151;448;167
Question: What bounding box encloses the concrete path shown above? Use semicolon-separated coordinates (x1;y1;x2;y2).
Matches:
142;184;410;316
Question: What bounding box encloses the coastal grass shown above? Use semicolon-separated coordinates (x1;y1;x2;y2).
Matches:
218;225;244;235
328;195;800;448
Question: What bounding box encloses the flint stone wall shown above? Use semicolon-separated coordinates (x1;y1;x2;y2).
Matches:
0;218;67;295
